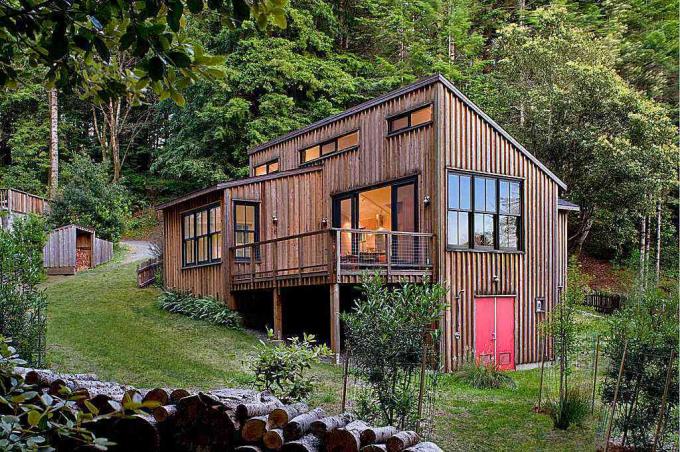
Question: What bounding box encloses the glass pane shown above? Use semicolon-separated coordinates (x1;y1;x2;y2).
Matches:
245;205;255;229
358;186;392;232
460;176;471;210
268;161;279;173
197;237;208;261
500;181;510;215
447;211;458;246
448;174;459;210
500;215;519;249
474;213;494;247
254;164;267;176
211;206;221;232
390;115;409;132
410;106;432;126
302;145;320;162
337;131;359;150
486;179;497;213
211;233;222;259
474;178;486;211
510;182;521;215
321;141;336;155
459;212;469;247
338;198;352;229
184;214;195;239
184;239;195;264
395;183;415;232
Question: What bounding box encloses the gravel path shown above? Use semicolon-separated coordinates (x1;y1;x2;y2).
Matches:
120;240;154;263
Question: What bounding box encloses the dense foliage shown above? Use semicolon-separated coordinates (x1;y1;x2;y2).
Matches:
48;156;131;243
157;289;241;328
0;0;676;266
0;215;47;366
601;285;679;448
251;330;331;403
342;275;447;429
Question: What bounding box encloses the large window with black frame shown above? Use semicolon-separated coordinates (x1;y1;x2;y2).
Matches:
447;171;522;251
182;204;222;267
234;201;259;260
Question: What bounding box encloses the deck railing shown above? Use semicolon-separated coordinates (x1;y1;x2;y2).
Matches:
0;188;50;215
229;228;433;285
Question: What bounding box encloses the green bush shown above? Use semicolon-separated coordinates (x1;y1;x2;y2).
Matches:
453;360;516;390
545;388;590;430
251;330;331;403
49;155;131;242
157;290;241;328
0;215;47;366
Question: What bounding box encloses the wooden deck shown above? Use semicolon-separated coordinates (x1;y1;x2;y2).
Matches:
229;228;433;291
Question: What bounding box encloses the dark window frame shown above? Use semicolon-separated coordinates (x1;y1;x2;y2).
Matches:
181;202;222;269
446;170;523;252
254;158;279;176
299;129;360;165
233;201;260;261
386;103;434;136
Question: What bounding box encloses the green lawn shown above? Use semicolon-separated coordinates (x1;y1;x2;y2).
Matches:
44;259;598;451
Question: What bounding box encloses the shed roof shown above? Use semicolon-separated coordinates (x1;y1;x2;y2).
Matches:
51;224;96;234
558;198;580;212
247;74;567;190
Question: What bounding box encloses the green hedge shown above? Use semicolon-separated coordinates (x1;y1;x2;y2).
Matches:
157;290;241;329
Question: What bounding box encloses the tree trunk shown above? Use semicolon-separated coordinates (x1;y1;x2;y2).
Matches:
639;216;647;281
48;88;59;199
655;202;662;283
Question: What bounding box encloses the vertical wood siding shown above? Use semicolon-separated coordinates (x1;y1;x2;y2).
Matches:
436;85;561;369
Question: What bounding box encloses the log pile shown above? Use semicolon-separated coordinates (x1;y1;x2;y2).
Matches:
16;368;443;452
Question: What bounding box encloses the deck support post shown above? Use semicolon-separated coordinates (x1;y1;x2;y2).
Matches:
273;288;283;340
330;283;341;364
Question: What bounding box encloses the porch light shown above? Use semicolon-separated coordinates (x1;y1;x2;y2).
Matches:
423;195;431;206
272;215;278;224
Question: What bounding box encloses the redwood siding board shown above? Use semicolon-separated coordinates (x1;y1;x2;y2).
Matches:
438;88;561;369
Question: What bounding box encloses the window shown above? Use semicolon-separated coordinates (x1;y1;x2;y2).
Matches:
254;159;279;176
447;171;522;251
182;204;222;267
234;202;259;260
300;130;359;164
388;105;433;134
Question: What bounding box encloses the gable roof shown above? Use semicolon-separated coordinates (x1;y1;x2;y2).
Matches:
248;74;567;190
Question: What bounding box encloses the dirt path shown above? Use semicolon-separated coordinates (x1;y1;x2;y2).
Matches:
120;240;154;263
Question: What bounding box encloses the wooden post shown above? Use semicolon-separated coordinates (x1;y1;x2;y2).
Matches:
250;246;255;284
604;340;628;452
386;233;392;279
591;335;600;413
416;333;428;434
273;288;283;340
330;283;341;364
537;334;546;411
336;231;341;283
652;351;675;452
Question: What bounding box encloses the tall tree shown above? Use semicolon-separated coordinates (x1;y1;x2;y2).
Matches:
47;88;59;198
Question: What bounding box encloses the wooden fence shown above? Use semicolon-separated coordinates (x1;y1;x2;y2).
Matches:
137;257;162;288
93;238;114;267
583;292;626;314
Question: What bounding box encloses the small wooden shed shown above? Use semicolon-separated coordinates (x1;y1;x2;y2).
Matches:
43;225;114;275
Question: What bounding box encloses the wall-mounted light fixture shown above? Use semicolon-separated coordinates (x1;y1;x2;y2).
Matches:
272;215;278;224
492;274;500;284
320;217;328;228
536;297;546;313
423;195;431;206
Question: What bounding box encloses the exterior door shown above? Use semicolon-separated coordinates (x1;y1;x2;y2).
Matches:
474;296;515;370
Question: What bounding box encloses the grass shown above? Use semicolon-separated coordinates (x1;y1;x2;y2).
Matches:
44;259;598;450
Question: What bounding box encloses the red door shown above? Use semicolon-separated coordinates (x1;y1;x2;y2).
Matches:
475;296;515;370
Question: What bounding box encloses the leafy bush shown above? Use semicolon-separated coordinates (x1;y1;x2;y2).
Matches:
251;330;331;403
0;215;47;366
545;388;590;430
157;289;241;328
453;360;516;390
601;284;678;448
342;275;447;428
49;155;131;242
0;336;112;451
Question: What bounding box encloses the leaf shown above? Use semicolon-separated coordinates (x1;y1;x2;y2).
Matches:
27;410;41;427
167;2;184;32
207;0;223;8
119;31;135;51
148;56;166;81
168;51;192;68
84;400;99;415
93;37;110;62
170;88;186;107
73;34;92;51
187;0;204;14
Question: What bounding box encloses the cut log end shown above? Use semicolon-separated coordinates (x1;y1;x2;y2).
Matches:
386;431;420;452
263;428;285;450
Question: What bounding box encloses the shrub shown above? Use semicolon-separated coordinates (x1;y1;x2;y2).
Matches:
157;289;241;328
453;360;516;390
49;155;131;242
251;330;331;403
342;274;447;428
545;388;590;430
0;215;47;366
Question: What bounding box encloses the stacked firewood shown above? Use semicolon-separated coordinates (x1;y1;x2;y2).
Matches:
16;368;443;452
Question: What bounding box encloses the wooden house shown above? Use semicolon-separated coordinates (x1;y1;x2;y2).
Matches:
0;188;50;230
43;224;114;275
157;74;576;371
